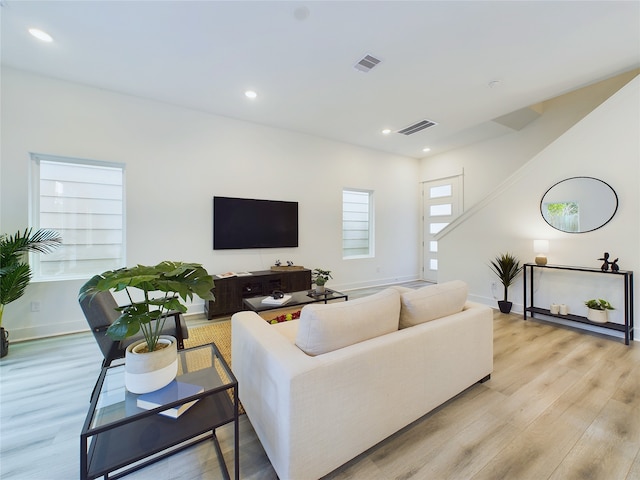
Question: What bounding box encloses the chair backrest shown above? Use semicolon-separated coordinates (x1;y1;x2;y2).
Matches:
79;290;121;364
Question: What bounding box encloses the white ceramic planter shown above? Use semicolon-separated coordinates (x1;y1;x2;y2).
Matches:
587;308;608;324
315;285;326;294
124;335;178;394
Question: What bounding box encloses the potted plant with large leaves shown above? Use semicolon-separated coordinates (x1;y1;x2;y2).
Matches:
0;228;62;358
79;261;214;393
489;253;523;314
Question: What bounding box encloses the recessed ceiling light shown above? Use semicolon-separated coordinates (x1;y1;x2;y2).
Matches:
293;6;310;21
381;129;391;135
29;28;53;43
422;147;431;152
244;90;257;99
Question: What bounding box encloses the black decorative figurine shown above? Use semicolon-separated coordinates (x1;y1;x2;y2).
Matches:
611;258;620;272
598;252;611;271
598;252;620;272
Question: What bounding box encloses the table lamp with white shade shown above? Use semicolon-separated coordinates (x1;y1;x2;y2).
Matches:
534;240;549;265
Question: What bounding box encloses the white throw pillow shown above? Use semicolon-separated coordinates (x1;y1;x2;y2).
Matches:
399;280;468;328
295;288;400;356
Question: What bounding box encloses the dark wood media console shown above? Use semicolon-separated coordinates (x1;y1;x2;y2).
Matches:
204;268;312;319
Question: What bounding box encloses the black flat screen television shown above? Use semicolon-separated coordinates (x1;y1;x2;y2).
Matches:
213;196;299;250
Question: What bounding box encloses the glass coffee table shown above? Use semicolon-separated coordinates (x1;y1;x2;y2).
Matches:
242;288;348;314
80;343;239;480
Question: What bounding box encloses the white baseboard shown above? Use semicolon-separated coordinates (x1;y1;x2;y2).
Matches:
9;322;89;343
336;274;422;293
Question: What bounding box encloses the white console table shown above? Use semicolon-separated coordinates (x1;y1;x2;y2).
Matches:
523;263;634;345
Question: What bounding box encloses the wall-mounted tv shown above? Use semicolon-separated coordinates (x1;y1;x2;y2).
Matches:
213;196;299;250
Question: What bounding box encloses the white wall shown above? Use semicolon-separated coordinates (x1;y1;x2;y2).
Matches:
419;70;639;207
1;68;421;341
426;74;639;339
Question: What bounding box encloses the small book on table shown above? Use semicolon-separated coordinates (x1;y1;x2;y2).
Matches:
261;294;292;305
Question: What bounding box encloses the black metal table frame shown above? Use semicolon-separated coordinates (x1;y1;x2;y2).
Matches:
81;343;239;480
523;262;634;345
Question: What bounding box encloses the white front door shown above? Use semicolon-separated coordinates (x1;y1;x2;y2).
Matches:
422;175;463;282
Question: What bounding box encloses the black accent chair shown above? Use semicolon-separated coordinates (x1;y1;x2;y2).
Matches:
79;290;189;367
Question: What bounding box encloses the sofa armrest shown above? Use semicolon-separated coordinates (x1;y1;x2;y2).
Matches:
232;311;317;377
232;312;319;472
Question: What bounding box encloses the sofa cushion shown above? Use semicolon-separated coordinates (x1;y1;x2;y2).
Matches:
399;280;468;328
272;319;299;344
295;288;400;356
388;285;413;294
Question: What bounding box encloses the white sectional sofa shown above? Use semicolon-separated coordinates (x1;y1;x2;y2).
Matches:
231;281;493;480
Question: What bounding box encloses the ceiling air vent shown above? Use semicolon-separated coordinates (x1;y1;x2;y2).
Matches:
354;54;381;73
397;119;438;135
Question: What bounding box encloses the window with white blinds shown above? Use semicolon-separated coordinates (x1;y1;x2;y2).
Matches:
30;153;126;280
342;189;374;259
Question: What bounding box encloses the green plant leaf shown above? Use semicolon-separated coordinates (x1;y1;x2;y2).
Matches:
312;268;332;286
106;314;141;340
0;263;32;306
585;298;614;310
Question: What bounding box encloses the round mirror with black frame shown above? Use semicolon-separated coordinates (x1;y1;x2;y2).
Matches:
540;176;618;233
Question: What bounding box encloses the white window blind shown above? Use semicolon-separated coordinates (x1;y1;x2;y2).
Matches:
31;153;126;280
342;189;373;259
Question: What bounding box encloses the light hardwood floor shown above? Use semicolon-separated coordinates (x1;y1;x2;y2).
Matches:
1;283;639;480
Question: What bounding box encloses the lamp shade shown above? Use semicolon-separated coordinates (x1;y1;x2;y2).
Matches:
534;240;549;265
533;240;549;253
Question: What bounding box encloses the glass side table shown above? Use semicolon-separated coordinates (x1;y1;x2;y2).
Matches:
80;343;239;480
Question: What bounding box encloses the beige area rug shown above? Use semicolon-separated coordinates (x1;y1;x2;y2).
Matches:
183;320;244;414
184;319;232;361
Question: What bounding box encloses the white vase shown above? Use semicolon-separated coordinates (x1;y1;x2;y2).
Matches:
124;335;178;394
587;308;608;324
315;285;326;294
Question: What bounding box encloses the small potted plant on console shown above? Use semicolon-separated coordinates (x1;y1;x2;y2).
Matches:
312;268;332;294
584;298;614;324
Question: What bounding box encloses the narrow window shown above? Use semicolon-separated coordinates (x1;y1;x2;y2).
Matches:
30;153;126;280
422;174;463;282
342;189;374;259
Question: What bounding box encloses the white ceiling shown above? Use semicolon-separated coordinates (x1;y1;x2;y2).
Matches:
2;1;639;159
